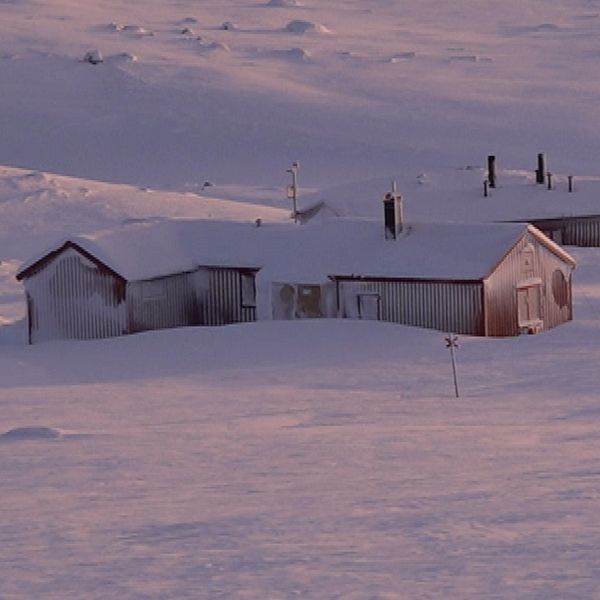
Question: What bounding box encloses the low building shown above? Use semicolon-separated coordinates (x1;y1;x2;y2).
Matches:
16;207;576;342
16;222;259;344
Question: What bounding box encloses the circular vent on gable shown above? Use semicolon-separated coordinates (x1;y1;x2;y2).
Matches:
552;269;568;308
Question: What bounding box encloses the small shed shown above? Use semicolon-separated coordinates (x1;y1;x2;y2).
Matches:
16;223;259;343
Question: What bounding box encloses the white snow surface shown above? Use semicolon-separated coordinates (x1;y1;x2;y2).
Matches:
2;0;600;189
3;1;600;597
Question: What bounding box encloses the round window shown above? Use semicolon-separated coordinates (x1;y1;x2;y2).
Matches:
552;270;568;308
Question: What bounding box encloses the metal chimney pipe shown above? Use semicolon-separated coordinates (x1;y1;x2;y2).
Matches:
383;190;403;239
536;153;546;184
487;155;496;188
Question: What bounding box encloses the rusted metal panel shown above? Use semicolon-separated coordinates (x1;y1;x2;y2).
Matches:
484;231;573;336
336;279;484;335
23;247;127;343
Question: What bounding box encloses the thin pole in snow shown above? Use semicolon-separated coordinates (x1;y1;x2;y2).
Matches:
287;161;300;223
568;175;574;193
445;333;460;398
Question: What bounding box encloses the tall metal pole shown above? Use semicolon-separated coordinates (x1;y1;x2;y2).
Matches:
287;161;300;224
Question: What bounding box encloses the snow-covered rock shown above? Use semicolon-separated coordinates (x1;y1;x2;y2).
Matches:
284;20;330;34
81;49;103;65
266;0;303;6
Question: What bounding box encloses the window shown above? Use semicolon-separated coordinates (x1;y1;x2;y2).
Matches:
241;272;256;308
521;243;535;278
552;269;568;308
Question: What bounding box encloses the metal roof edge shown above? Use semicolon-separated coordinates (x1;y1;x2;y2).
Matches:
16;240;127;282
328;274;483;285
526;224;577;267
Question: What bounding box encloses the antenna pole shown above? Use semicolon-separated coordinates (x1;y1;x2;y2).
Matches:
287;161;300;223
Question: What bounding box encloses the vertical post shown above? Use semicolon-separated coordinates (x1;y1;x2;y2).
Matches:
568;175;574;193
287;161;300;223
547;172;552;190
483;180;489;197
450;343;459;398
487;155;496;188
445;334;460;398
536;153;546;184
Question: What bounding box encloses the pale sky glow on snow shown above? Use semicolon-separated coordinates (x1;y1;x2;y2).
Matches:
2;1;600;598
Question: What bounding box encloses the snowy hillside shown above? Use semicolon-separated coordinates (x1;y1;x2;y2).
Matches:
3;1;600;598
1;0;600;189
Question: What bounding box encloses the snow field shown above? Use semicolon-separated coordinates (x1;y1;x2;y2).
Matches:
2;0;600;596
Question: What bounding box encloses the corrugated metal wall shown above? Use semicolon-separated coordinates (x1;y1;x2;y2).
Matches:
337;279;484;335
533;217;600;247
127;272;198;334
199;268;256;325
24;255;257;342
563;219;600;247
484;232;573;336
128;267;256;334
24;248;127;343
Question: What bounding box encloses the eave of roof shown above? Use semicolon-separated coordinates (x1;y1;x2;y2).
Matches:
527;224;577;267
15;241;127;282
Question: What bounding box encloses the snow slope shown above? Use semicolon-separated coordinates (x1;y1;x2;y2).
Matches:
2;1;600;598
2;277;600;598
1;0;600;189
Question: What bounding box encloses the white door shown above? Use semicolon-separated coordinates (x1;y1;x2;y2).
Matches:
358;293;380;320
517;285;541;326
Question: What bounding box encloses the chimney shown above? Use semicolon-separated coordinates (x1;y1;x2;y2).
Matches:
383;188;403;240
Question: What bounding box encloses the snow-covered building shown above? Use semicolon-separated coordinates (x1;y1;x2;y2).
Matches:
515;214;600;247
16;228;260;344
16;213;576;343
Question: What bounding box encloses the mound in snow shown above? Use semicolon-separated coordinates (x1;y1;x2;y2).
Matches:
268;47;312;62
1;426;62;441
267;0;303;6
284;20;330;34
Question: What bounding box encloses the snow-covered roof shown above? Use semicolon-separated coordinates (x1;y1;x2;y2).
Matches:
16;218;575;284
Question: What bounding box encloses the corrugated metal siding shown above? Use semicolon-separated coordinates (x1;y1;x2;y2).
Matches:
563;219;600;247
199;268;256;325
128;267;256;334
338;279;484;335
533;217;600;247
484;232;573;336
23;248;127;343
128;272;198;334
